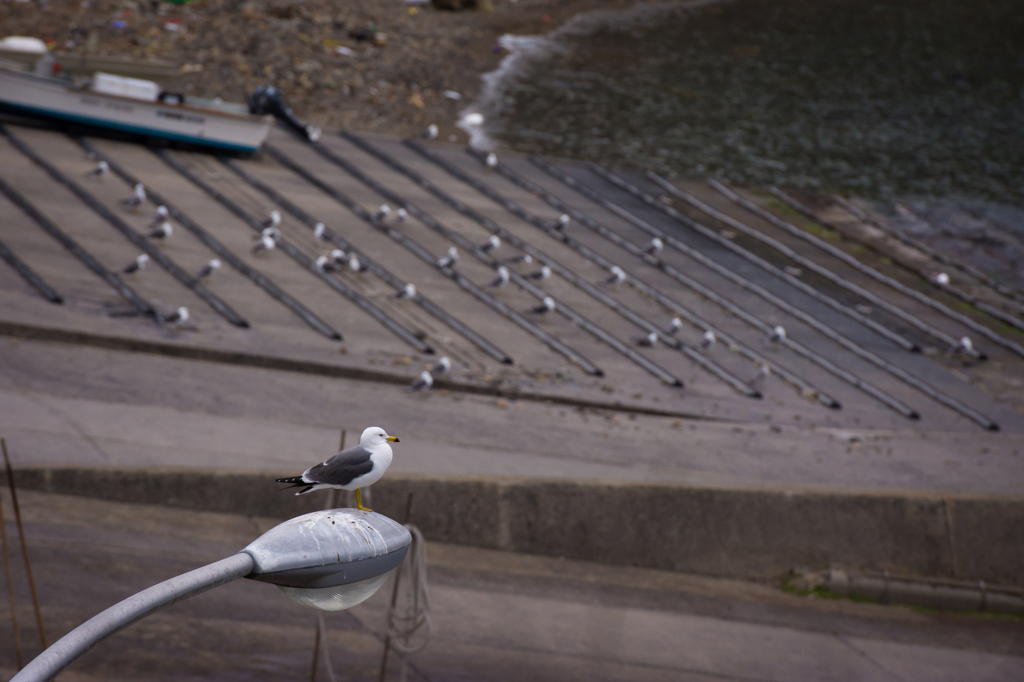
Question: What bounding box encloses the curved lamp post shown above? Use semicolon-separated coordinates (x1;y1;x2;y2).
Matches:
11;509;411;682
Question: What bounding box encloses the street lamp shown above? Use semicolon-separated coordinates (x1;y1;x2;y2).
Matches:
11;509;411;682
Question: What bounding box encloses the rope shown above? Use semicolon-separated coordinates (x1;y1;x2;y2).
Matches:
385;525;431;681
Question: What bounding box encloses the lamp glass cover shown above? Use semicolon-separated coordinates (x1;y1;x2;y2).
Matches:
277;570;392;611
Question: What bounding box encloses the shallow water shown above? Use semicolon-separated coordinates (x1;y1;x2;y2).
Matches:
478;0;1024;204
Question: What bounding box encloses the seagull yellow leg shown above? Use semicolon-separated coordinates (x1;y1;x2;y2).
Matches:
355;488;373;512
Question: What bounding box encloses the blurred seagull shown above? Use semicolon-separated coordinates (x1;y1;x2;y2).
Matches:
86;160;109;179
664;317;683;335
313;222;326;240
330;248;346;265
396;208;408;223
348;255;365;272
749;364;770;393
121;253;148;274
165;306;189;325
933;272;950;286
396;283;417;299
507;253;532;265
527;265;551;280
431;356;451;375
259;226;281;242
315;254;338;272
120;183;146;211
532;296;556;314
645;237;664;256
480;235;501;253
489;266;510;288
424;124;439;140
195;259;221;280
700;330;717;350
552;214;570;231
408;370;433;392
261;210;281;229
436;247;459;268
486;152;498;168
147;221;173;240
634;331;658;347
954;336;974;354
148;205;170;227
766;325;786;344
274;426;399;511
373;204;391;222
604;265;626;285
253;234;276;254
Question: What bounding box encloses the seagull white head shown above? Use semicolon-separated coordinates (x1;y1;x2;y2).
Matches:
361;426;399;448
704;330;716;343
426;124;439;139
935;272;950;286
314;222;326;239
316;255;329;269
98;160;109;171
176;306;189;322
542;296;555;311
331;249;345;261
488;235;500;249
447;247;458;259
160;222;173;236
261;234;276;250
559;214;570;227
772;325;786;340
269;210;281;227
646;332;658;345
669;317;683;331
397;208;408;221
348;255;362;271
539;265;551;279
379;204;391;216
137;254;149;265
959;336;973;352
486;152;498;168
462;112;484;127
156;205;169;218
134;183;146;200
402;283;416;298
208;259;221;270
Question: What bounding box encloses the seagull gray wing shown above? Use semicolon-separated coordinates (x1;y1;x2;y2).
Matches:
303;444;375;486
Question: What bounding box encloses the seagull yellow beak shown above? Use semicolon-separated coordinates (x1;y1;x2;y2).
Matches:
387;436;400;442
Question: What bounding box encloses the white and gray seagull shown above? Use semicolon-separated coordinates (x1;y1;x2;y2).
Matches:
165;306;189;325
645;237;664;256
313;222;326;240
396;208;408;223
348;255;365;272
749;363;770;393
331;248;346;265
527;265;551;280
486;152;498;168
408;370;433;392
431;356;451;375
147;221;173;240
436;247;459;268
424;124;439;140
604;265;626;285
261;210;281;230
120;183;146;211
634;331;658;347
489;266;510;288
122;254;149;274
700;330;717;350
552;214;570;231
274;426;400;511
196;259;221;280
507;253;532;265
373;204;391;222
933;272;951;286
765;325;786;344
316;254;338;272
664;317;683;336
86;160;109;179
954;336;974;354
532;296;556;314
148;205;170;227
253;233;276;255
396;283;417;299
480;235;501;253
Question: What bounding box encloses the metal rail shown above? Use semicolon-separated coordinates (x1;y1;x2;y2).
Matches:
771;188;1024;359
334;132;682;387
460;147;840;408
528;155;928;420
0;236;63;304
650;173;984;359
75;138;342;341
0;125;250;328
155;149;435;355
0;173;158;320
829;195;1024;332
408;141;761;397
267;141;601;378
219;156;513;365
584;163;999;430
830;194;1024;307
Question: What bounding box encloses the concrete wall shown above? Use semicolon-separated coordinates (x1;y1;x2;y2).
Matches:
8;466;1023;585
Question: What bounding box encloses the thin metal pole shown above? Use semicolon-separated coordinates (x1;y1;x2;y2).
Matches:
0;475;24;669
379;493;415;682
311;430;345;682
2;439;45;649
10;553;254;682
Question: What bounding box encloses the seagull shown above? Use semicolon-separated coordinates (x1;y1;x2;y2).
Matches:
261;210;281;229
431;356;451;375
436;247;459;268
766;325;786;344
331;248;346;265
120;183;146;211
486;152;498;168
121;253;148;274
527;265;551;280
954;336;974;354
396;283;417;299
146;221;173;240
373;205;391;222
700;330;717;350
348;255;365;272
165;306;189;325
489;266;510;288
664;317;683;335
313;222;326;240
645;237;664;255
552;214;570;231
195;259;221;280
315;254;338;272
424;124;439;140
480;235;501;253
408;370;433;392
86;160;109;179
253;234;276;254
604;265;626;285
396;208;408;223
532;296;556;314
634;331;658;347
933;272;950;286
148;205;170;227
274;426;399;511
749;364;770;393
507;253;532;265
259;226;281;242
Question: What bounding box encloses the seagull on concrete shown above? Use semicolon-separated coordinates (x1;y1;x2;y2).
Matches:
165;306;189;325
316;254;338;272
196;259;221;280
532;296;556;314
489;266;510;288
431;356;451;375
253;233;276;254
664;317;683;336
424;124;439;140
121;253;148;274
604;265;626;285
765;325;786;344
436;247;459;268
527;265;551;280
633;331;658;347
146;221;173;240
274;426;399;511
507;253;532;265
486;152;498;168
396;283;417;299
700;330;717;350
645;237;664;256
480;235;501;253
120;183;146;211
259;226;281;243
86;160;109;179
408;370;433;392
148;206;170;227
261;210;281;230
313;222;326;240
749;363;770;393
954;336;974;354
933;272;950;286
373;205;391;223
552;214;570;231
348;255;365;272
330;248;346;265
396;208;408;223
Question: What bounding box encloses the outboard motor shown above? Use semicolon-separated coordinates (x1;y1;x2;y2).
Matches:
248;85;321;142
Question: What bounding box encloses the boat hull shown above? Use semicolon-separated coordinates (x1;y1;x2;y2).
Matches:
0;68;271;152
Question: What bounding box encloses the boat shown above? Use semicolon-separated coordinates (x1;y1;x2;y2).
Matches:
0;39;273;152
